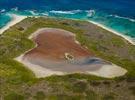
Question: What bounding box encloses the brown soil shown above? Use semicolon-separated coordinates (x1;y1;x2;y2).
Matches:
25;28;92;61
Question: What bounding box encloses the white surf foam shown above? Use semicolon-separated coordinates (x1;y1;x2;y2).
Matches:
0;9;6;13
109;14;135;22
50;10;82;14
86;10;95;17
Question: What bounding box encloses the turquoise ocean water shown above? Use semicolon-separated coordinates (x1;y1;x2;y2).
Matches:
0;0;135;42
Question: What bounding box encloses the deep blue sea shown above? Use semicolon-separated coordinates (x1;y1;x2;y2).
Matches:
0;0;135;41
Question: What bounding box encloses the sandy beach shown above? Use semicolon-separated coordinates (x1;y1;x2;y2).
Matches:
0;13;134;46
88;20;135;45
0;14;26;34
16;28;127;78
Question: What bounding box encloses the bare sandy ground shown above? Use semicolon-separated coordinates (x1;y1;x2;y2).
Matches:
0;14;26;34
16;28;127;78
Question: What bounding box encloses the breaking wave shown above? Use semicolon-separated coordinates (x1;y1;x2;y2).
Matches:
86;10;95;17
0;9;6;13
11;7;18;11
109;14;135;22
49;10;82;14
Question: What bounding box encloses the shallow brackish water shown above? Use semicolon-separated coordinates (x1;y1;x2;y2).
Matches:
15;28;127;78
0;0;135;41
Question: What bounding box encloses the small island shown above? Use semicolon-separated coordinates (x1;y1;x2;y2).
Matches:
0;17;135;99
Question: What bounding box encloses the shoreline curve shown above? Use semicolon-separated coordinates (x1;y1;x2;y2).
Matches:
0;14;26;34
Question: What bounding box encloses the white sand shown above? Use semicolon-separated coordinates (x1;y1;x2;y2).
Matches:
15;54;127;78
0;14;26;34
88;20;135;45
87;64;127;78
15;55;64;78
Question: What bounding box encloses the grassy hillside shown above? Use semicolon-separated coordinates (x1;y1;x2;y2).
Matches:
0;17;135;100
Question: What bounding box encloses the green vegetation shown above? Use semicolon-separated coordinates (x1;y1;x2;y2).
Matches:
129;86;135;96
0;17;135;99
4;92;25;100
102;94;115;100
34;91;46;100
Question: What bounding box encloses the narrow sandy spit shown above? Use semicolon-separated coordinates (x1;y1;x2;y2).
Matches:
0;14;26;34
88;20;135;45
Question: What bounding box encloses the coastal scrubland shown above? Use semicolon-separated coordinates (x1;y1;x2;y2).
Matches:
0;17;135;100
